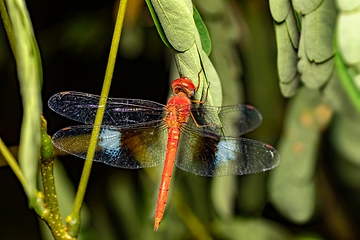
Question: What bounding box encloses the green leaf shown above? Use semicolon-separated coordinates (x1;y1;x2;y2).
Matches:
193;4;211;56
322;71;359;116
301;57;335;89
269;87;332;223
292;0;323;14
150;0;197;51
303;0;336;63
194;0;243;105
6;0;43;200
279;74;300;97
355;74;360;90
331;114;360;166
337;10;360;65
285;8;300;49
336;0;360;11
173;43;223;107
215;218;291;240
173;44;204;86
211;176;237;218
269;0;291;23
275;22;298;84
298;25;334;89
200;51;223;106
151;0;222;107
145;0;172;49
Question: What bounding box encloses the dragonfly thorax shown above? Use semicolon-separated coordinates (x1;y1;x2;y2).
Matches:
165;95;191;128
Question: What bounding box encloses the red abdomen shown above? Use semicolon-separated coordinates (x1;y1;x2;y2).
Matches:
154;95;191;231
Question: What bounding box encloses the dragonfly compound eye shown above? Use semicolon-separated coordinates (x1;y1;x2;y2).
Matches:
171;77;196;97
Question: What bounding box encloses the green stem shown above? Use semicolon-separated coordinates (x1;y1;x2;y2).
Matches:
67;0;128;237
144;0;172;49
334;32;360;113
39;116;73;240
0;138;30;196
335;52;360;113
40;158;73;240
173;190;213;240
0;0;17;62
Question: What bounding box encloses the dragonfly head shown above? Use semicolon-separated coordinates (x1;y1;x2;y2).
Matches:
171;77;195;98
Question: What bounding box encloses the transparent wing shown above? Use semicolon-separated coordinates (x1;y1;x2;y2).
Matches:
188;104;263;137
175;126;280;176
52;121;168;169
48;91;166;126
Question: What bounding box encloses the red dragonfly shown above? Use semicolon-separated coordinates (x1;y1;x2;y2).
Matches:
48;77;280;231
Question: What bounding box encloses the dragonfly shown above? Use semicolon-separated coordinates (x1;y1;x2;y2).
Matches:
48;77;280;231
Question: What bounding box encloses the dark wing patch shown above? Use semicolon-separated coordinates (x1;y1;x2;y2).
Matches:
188;104;263;137
175;126;280;176
52;122;168;169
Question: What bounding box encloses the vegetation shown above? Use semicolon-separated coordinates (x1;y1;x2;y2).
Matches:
0;0;359;239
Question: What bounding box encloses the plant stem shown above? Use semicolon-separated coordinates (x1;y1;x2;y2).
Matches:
40;155;73;240
38;116;73;239
67;0;128;237
173;190;213;240
334;33;360;113
0;0;17;61
335;52;360;113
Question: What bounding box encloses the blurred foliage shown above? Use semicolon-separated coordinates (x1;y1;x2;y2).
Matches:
4;0;43;202
0;0;360;240
269;0;360;240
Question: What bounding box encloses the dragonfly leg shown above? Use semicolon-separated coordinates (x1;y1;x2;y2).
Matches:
192;70;210;104
191;82;210;104
194;69;203;91
189;110;221;128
